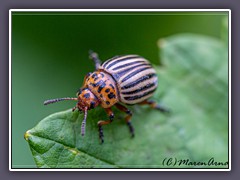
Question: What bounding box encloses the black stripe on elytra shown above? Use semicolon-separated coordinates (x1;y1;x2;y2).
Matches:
98;82;106;93
121;73;157;90
116;64;151;79
102;55;121;68
112;60;147;71
106;55;140;70
124;89;156;101
121;82;157;95
121;66;152;83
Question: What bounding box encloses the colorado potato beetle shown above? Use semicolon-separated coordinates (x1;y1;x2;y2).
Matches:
44;51;169;143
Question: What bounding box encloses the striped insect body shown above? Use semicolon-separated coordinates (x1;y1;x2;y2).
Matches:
99;55;158;104
44;51;168;143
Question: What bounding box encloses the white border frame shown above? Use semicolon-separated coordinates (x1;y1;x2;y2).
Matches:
9;9;231;171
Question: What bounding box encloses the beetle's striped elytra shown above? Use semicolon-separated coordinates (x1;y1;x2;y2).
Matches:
99;55;158;105
44;51;169;143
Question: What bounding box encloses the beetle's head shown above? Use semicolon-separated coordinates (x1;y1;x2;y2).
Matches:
43;87;99;136
75;88;100;111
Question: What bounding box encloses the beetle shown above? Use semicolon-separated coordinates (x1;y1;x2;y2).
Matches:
44;50;169;143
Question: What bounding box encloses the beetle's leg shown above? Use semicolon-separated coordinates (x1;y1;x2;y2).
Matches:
72;106;77;112
97;108;114;144
89;50;101;70
139;100;170;113
115;103;134;138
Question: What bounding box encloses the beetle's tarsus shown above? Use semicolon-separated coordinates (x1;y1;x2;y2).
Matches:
98;125;104;144
127;121;135;138
139;100;170;115
155;105;171;114
72;107;76;112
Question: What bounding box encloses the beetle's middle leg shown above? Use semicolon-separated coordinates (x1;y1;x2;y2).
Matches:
97;108;114;144
89;50;101;70
115;103;134;138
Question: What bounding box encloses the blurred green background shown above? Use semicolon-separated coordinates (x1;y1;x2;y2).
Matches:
11;11;228;168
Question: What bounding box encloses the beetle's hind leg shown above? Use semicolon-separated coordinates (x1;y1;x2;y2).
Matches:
97;108;114;144
115;103;134;138
89;50;101;70
139;100;170;113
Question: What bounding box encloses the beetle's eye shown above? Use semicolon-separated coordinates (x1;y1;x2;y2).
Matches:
76;88;82;96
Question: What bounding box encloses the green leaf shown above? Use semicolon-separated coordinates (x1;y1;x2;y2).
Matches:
221;16;229;46
25;33;228;168
157;33;228;166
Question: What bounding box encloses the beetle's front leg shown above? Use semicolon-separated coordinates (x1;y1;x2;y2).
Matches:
97;108;114;144
115;103;134;138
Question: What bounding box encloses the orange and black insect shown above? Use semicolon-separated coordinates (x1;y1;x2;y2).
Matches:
44;51;169;143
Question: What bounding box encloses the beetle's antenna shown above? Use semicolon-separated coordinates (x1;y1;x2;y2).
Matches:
44;97;78;105
81;107;88;136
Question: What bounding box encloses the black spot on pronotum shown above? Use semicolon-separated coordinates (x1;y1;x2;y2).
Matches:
98;82;106;93
100;94;103;98
91;73;97;78
106;101;110;105
109;84;115;89
105;88;110;93
100;72;105;78
108;92;116;99
86;72;92;77
91;80;104;87
84;93;90;98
